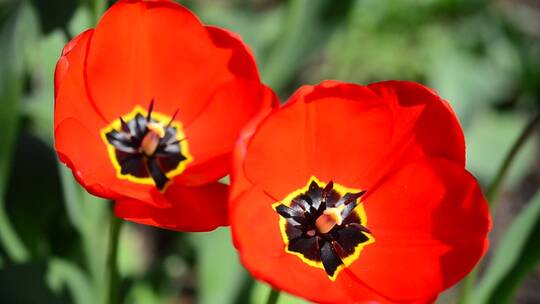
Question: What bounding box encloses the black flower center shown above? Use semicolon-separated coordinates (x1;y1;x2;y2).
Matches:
102;101;191;190
273;178;373;280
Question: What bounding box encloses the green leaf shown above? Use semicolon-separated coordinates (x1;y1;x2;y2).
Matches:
47;258;95;304
118;223;149;278
465;110;537;186
23;29;67;143
191;2;285;68
58;164;85;233
484;221;540;303
189;228;245;304
0;0;40;264
5;133;76;259
427;31;520;124
58;165;109;302
260;0;327;92
124;282;162;304
470;191;540;303
68;5;92;38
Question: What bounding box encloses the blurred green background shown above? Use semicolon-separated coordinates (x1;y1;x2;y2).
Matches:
1;0;540;303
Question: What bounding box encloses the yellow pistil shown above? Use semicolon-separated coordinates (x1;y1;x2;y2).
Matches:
315;204;346;234
141;122;165;156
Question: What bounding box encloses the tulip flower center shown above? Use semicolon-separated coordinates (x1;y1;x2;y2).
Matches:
315;205;345;234
101;101;192;190
273;178;374;281
141;122;165;156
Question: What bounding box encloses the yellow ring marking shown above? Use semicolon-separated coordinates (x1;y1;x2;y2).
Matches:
100;105;193;186
271;176;375;281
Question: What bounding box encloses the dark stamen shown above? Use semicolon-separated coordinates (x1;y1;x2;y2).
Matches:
344;191;366;204
119;117;129;132
147;99;155;122
322;181;334;201
146;157;169;190
274;179;371;279
166;108;179;128
104;101;188;191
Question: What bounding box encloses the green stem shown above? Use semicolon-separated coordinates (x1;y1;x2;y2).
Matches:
458;110;540;304
105;213;122;304
485;110;540;205
266;288;281;304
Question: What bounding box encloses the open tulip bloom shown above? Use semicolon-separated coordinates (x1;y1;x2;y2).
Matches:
54;0;276;231
230;80;491;303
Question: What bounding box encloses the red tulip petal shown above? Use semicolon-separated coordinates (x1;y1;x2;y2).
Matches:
174;80;278;185
230;85;279;202
366;80;465;171
54;29;171;207
54;30;120;199
230;186;393;304
85;0;258;125
55;29;91;100
348;157;490;302
115;181;229;232
55;118;118;199
243;81;394;199
54;29;106;133
242;81;466;200
204;25;259;80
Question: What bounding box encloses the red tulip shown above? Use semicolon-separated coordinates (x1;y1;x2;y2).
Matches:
54;0;277;231
230;80;491;303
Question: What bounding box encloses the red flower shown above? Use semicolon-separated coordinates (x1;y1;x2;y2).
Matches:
54;0;277;231
230;80;491;303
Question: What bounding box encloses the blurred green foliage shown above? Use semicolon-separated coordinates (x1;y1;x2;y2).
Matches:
0;0;539;303
471;189;540;303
